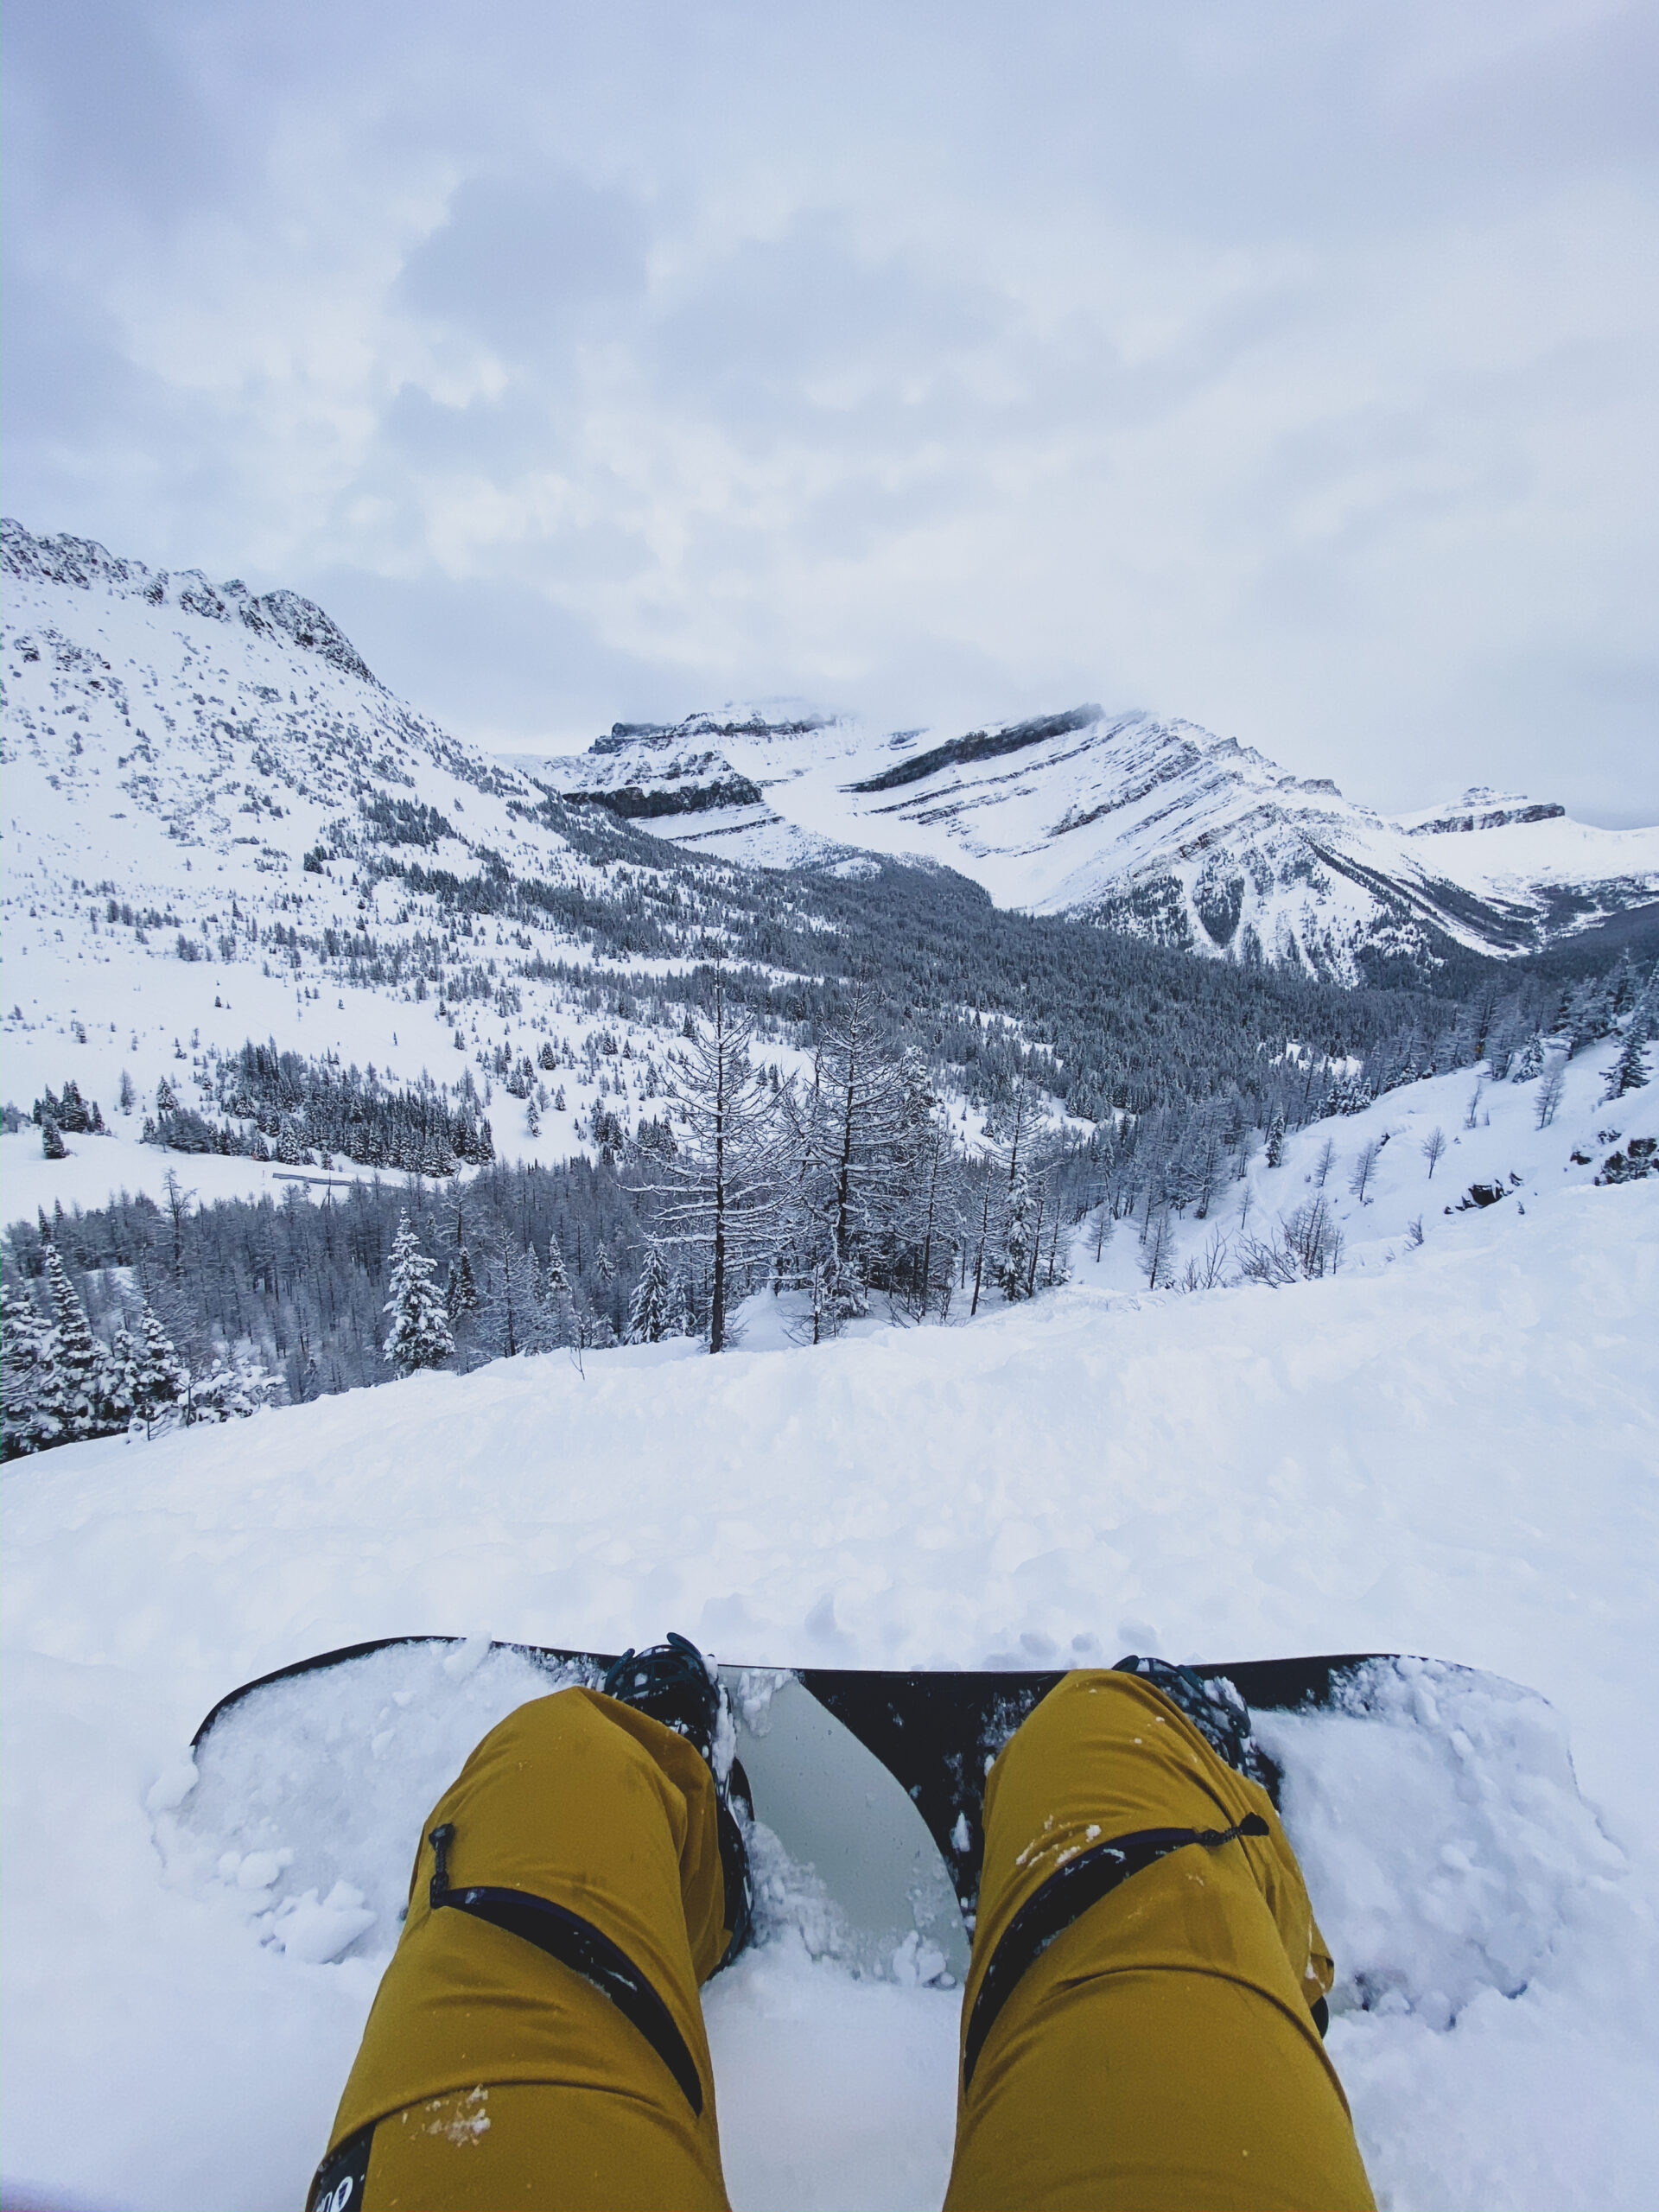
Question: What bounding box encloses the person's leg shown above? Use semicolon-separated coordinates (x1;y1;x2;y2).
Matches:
944;1670;1376;2212
307;1684;735;2212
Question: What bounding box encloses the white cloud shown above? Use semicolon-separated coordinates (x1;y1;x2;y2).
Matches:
3;0;1655;818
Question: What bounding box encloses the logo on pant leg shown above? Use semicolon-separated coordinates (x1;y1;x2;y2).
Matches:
306;2122;372;2212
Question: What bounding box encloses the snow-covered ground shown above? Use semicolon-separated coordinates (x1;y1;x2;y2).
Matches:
3;1043;1656;2212
1078;1028;1659;1294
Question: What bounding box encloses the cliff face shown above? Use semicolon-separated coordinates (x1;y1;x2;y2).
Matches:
522;704;1659;978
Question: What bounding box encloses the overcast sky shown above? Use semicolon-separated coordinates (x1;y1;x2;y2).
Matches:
4;1;1655;821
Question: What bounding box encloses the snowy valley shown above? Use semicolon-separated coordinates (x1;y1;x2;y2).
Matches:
3;521;1659;2212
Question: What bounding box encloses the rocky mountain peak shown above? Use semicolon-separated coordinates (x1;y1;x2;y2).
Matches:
1;518;377;688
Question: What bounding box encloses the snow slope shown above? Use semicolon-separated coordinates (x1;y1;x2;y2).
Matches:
0;521;752;1205
3;1045;1656;2212
518;708;1659;974
1077;1020;1659;1296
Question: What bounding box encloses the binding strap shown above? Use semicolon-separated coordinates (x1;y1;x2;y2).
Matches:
963;1815;1271;2088
427;1821;705;2114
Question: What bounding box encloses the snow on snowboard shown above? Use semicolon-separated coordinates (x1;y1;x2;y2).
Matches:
161;1639;1620;2026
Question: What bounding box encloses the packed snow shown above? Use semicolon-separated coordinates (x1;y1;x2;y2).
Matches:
3;1040;1656;2211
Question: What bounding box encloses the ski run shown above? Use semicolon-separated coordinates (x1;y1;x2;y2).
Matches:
3;1036;1656;2210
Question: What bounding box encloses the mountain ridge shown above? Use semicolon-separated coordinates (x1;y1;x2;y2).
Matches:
512;700;1659;976
6;515;1656;993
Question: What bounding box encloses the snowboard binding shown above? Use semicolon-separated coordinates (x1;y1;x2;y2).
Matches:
603;1632;754;1967
1113;1655;1281;1798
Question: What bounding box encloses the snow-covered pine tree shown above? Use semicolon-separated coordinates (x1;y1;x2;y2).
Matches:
41;1245;103;1440
1;1284;55;1458
1263;1110;1287;1169
41;1113;67;1160
445;1246;480;1325
185;1353;277;1422
1565;974;1617;1058
127;1301;185;1436
1603;1027;1650;1100
513;1248;558;1355
1510;1032;1546;1083
538;1237;581;1347
998;1166;1036;1301
382;1212;454;1376
99;1324;139;1433
626;1240;677;1343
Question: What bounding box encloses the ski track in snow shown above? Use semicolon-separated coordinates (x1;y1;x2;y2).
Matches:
3;1046;1657;2209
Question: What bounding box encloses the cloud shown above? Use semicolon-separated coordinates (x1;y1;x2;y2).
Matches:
2;0;1654;821
396;172;651;361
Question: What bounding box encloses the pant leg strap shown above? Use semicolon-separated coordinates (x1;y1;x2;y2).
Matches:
963;1815;1271;2088
427;1821;705;2113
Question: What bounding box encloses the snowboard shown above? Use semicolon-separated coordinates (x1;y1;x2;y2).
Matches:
167;1637;1618;2020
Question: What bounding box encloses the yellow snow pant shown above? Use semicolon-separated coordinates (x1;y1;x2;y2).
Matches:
312;1674;1375;2212
314;1687;735;2209
945;1670;1376;2211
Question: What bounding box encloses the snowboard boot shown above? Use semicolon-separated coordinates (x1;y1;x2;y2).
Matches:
1112;1654;1281;1799
603;1631;754;1967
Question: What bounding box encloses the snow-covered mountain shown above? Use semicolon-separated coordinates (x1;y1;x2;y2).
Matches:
0;516;565;904
0;519;713;1186
6;508;1656;1195
513;704;1659;975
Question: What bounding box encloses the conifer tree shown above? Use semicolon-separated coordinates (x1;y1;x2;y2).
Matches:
185;1354;278;1422
383;1213;454;1376
540;1238;580;1345
511;1247;557;1355
626;1240;677;1344
998;1167;1036;1301
653;969;784;1352
1511;1032;1546;1083
1264;1110;1287;1169
100;1324;139;1432
1;1284;54;1458
127;1301;185;1436
1041;1173;1072;1289
445;1246;479;1324
1603;1027;1650;1101
41;1245;103;1440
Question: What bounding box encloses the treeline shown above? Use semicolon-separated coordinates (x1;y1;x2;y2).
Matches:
4;940;1652;1457
0;988;1086;1447
2;1240;275;1460
136;1039;495;1174
2;1148;652;1452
